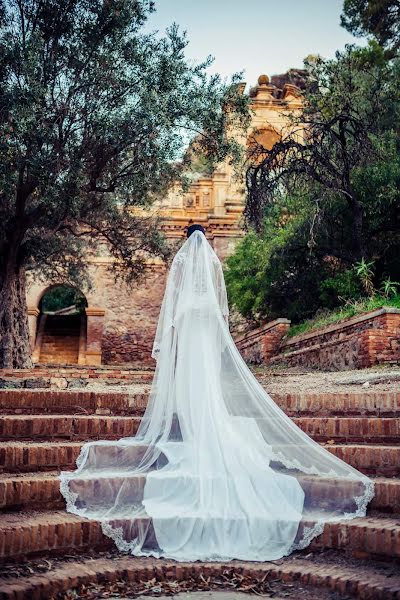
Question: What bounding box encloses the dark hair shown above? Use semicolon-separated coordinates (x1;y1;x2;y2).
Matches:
187;223;205;238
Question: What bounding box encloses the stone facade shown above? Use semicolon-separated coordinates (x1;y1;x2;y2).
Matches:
26;74;304;366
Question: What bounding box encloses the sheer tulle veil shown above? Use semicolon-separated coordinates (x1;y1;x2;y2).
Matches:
60;230;374;561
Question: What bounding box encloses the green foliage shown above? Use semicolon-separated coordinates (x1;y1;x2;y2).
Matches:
319;269;362;308
380;277;399;297
41;285;87;313
355;258;376;296
341;0;400;56
0;0;249;287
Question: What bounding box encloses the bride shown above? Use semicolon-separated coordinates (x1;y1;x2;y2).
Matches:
60;224;374;562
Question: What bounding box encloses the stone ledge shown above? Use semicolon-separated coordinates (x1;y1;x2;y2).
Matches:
1;554;400;600
282;307;400;348
235;318;291;345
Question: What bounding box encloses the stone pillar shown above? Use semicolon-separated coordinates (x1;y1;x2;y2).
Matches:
212;172;228;217
235;318;291;364
27;307;40;351
261;319;291;362
85;307;105;366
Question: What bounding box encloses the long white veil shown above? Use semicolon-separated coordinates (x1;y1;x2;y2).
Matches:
60;230;374;561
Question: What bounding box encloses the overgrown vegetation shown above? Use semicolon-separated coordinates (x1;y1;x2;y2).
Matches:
225;28;400;328
288;294;400;338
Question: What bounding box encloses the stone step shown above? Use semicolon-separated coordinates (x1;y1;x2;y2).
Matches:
273;391;400;417
0;415;141;441
0;368;154;383
1;440;399;477
0;413;398;444
0;441;83;473
0;510;399;563
0;389;398;417
0;390;147;415
292;416;400;443
1;471;398;514
40;345;78;350
325;444;400;477
39;349;78;354
41;340;79;345
39;352;78;357
38;353;78;365
1;554;400;600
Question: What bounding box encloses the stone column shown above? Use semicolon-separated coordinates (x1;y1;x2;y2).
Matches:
85;307;105;366
212;172;228;217
27;307;40;351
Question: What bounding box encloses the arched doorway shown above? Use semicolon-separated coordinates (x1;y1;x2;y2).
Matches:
33;285;88;365
246;126;281;165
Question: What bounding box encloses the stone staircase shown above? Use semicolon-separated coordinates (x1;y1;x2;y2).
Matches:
0;384;400;598
38;315;81;365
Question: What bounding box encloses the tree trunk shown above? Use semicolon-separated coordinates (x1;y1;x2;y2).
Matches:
352;198;365;262
0;258;33;369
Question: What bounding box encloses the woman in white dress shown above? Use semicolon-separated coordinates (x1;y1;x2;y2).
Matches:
60;224;374;562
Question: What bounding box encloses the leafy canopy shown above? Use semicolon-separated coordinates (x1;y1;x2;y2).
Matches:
341;0;400;56
0;0;248;285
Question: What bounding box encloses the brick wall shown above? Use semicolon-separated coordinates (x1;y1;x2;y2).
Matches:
235;318;291;364
271;307;400;370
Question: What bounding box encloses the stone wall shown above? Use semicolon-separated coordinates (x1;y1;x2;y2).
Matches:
235;318;291;364
271;307;400;370
100;267;167;366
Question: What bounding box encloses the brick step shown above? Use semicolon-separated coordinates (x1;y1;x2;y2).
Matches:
0;510;399;563
39;349;78;354
38;357;79;363
40;347;78;352
0;413;398;444
292;417;400;443
0;390;147;415
1;471;398;514
0;369;154;383
0;441;83;473
0;415;141;441
41;337;80;340
273;391;400;417
1;554;400;600
37;358;79;364
0;389;398;417
1;440;399;475
40;345;78;349
39;351;78;356
325;444;400;477
41;340;79;345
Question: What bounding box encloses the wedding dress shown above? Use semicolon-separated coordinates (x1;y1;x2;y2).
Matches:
60;230;374;561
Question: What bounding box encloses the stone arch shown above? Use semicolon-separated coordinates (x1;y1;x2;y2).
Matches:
246;126;281;164
27;282;105;366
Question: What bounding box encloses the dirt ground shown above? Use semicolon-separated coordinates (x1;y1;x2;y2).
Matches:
83;364;400;396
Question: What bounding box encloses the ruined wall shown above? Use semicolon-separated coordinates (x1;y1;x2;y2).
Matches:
271;308;400;370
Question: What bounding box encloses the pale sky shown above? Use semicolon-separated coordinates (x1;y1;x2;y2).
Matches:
145;0;366;87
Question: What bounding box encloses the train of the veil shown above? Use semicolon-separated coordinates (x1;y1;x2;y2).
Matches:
60;230;374;562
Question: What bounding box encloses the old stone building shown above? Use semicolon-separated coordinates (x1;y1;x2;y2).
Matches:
26;74;304;366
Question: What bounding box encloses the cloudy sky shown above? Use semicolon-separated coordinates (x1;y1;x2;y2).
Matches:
146;0;367;87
